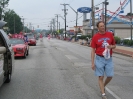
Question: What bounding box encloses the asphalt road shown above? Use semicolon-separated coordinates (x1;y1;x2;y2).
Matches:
0;38;132;99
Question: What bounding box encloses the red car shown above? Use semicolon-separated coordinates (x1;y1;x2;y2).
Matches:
10;38;29;58
26;33;36;46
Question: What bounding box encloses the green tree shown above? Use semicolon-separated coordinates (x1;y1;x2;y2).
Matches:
4;10;23;34
59;28;64;34
126;12;133;16
0;0;10;20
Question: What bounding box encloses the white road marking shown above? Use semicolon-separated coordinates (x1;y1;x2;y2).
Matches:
73;62;90;67
65;55;78;60
106;87;121;99
56;47;65;51
65;53;121;99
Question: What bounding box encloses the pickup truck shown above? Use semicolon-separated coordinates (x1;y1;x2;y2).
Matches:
0;20;14;87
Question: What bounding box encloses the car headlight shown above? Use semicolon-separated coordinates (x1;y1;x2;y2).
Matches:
16;48;23;50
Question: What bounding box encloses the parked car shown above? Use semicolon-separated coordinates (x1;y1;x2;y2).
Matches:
0;21;14;87
10;38;29;58
76;33;82;37
26;33;36;46
124;36;133;40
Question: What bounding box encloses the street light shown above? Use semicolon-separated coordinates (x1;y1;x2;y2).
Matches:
67;5;78;41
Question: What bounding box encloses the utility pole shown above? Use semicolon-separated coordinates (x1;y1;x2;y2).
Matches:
26;24;28;33
102;3;105;22
105;0;107;31
104;0;109;31
59;22;60;34
55;14;59;33
21;17;24;33
14;16;15;33
130;0;132;41
50;21;52;36
0;0;5;20
61;3;68;40
52;18;56;37
91;0;95;37
51;19;54;37
32;26;34;33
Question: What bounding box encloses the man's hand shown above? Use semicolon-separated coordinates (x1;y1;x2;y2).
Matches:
91;64;95;70
107;45;116;49
107;45;112;49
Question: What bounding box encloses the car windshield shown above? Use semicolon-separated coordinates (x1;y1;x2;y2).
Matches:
10;39;25;45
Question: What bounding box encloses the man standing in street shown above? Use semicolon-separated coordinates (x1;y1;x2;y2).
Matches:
91;21;116;99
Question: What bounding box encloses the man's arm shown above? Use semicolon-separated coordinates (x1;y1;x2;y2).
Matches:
91;48;95;70
107;35;116;49
107;44;116;49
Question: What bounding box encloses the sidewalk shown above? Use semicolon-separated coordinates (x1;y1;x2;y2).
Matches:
113;45;133;57
71;40;133;57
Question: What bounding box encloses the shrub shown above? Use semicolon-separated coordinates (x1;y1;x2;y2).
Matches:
127;40;133;46
123;39;129;45
71;36;75;39
78;35;91;40
86;35;91;39
114;36;121;44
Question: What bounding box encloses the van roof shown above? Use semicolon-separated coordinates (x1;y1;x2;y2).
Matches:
0;21;7;28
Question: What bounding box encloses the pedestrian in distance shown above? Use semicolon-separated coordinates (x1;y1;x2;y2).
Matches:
47;34;51;40
23;33;28;43
40;33;43;42
90;21;116;99
8;33;12;39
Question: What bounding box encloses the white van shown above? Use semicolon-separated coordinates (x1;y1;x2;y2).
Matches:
0;21;14;87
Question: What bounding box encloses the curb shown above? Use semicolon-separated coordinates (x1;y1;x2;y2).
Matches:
113;49;133;57
113;50;132;57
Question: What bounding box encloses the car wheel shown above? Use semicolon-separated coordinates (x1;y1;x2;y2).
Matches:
26;50;29;56
5;71;11;83
23;52;26;58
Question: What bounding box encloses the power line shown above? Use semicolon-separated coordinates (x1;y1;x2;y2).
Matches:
68;0;76;4
55;0;65;15
95;0;104;6
62;0;67;3
67;15;83;23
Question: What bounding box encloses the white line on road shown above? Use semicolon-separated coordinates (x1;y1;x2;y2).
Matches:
65;55;78;60
106;87;121;99
73;62;90;67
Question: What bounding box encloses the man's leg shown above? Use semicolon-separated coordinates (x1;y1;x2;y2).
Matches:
104;77;112;87
98;76;105;94
104;57;114;87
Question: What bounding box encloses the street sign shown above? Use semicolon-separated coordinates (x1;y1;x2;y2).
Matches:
77;7;92;13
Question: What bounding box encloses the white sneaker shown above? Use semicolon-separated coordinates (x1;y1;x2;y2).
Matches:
102;95;107;99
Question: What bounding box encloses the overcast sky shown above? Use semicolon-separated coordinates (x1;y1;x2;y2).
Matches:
8;0;131;30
